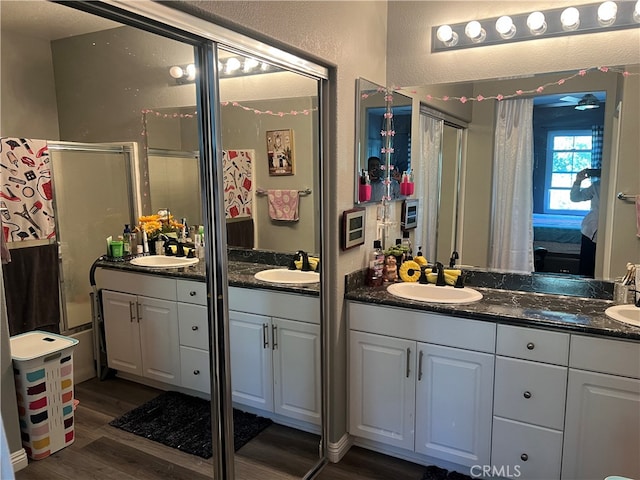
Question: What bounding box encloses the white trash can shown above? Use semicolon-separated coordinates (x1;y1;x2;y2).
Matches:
10;331;79;460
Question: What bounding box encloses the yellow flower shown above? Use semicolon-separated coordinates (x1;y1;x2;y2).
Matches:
139;213;183;238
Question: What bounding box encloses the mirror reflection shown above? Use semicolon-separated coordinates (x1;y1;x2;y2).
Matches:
409;65;638;281
355;78;413;204
2;2;323;478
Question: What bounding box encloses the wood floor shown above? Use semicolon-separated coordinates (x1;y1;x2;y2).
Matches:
14;377;428;480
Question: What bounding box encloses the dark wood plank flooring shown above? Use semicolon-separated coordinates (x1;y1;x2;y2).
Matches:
14;377;428;480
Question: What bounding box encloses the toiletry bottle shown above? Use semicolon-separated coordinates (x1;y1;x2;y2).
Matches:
402;231;413;259
367;240;385;287
123;224;131;255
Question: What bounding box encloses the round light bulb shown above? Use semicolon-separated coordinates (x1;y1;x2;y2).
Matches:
436;24;458;47
465;20;486;42
243;58;259;73
561;7;580;31
495;16;516;39
527;11;547;35
598;1;617;26
185;64;196;81
225;57;241;74
169;65;184;79
436;25;453;42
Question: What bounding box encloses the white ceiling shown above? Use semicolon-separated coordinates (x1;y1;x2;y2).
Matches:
0;1;120;41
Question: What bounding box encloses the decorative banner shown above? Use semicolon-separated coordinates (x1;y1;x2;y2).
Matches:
222;150;254;219
0;137;55;243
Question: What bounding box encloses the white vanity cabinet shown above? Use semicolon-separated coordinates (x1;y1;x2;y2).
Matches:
348;302;495;467
561;335;640;480
100;272;181;386
228;287;321;427
491;325;569;480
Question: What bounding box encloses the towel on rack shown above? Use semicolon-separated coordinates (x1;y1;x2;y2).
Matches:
636;195;640;238
268;189;299;221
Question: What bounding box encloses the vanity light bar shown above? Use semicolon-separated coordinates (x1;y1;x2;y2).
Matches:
169;57;282;84
432;1;640;52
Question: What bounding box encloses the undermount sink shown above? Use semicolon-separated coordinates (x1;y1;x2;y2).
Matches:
254;268;320;284
605;304;640;328
387;282;483;304
129;256;199;268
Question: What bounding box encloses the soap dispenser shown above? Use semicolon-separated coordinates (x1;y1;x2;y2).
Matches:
123;224;131;255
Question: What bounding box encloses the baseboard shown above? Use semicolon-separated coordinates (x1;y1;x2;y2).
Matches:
11;448;28;472
327;432;353;463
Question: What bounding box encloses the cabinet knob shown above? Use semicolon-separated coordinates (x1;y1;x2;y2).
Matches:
521;453;528;462
189;291;197;296
523;391;532;399
526;342;535;350
192;325;198;331
193;370;200;375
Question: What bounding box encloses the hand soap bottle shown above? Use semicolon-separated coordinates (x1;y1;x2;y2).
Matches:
367;240;385;287
123;224;131;255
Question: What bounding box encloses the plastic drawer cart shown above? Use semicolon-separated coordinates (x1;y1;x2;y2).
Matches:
10;331;79;460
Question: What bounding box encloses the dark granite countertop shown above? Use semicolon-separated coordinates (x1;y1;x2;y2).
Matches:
345;283;640;342
94;257;319;297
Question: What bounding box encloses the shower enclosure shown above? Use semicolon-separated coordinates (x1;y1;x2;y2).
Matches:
49;141;139;332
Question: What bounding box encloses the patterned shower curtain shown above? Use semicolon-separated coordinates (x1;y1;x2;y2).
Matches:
0;137;56;243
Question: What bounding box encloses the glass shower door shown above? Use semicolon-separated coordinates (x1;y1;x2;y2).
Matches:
50;144;135;330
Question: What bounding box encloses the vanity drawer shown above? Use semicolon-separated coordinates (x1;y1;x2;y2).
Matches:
178;303;209;350
570;335;640;379
177;279;207;305
97;269;177;300
494;356;567;430
180;346;210;394
491;417;563;480
496;324;569;365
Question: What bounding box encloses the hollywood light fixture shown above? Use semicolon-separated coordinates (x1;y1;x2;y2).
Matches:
169;56;281;84
432;1;640;52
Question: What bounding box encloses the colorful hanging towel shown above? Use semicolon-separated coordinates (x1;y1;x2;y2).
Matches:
268;189;299;221
0;138;55;243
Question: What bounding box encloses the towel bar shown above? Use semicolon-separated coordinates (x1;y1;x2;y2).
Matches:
616;192;638;201
256;188;311;196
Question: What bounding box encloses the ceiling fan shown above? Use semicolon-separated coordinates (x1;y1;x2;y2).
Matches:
535;93;602;109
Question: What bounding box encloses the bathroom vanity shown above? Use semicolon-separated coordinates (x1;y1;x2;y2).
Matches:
345;280;640;480
94;257;321;433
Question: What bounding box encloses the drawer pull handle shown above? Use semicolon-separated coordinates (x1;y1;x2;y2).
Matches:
523;391;532;399
193;370;200;375
190;291;197;296
418;350;424;381
526;342;535;350
192;325;198;331
520;453;528;462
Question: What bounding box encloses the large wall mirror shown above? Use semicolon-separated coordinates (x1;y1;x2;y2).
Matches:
355;78;413;204
410;64;638;281
1;1;324;478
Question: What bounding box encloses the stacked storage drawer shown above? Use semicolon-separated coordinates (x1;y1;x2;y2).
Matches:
491;324;570;480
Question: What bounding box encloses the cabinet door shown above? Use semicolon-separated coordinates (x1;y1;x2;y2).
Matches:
229;310;273;412
415;343;493;466
138;296;181;385
349;331;416;450
102;290;142;375
562;369;640;480
272;318;321;425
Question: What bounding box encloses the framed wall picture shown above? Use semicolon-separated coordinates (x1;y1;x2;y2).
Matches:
341;207;366;250
266;129;294;176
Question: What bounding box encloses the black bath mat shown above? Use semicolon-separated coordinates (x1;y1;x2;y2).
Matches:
109;391;272;459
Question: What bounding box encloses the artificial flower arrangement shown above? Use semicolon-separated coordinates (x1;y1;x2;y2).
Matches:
138;210;184;240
